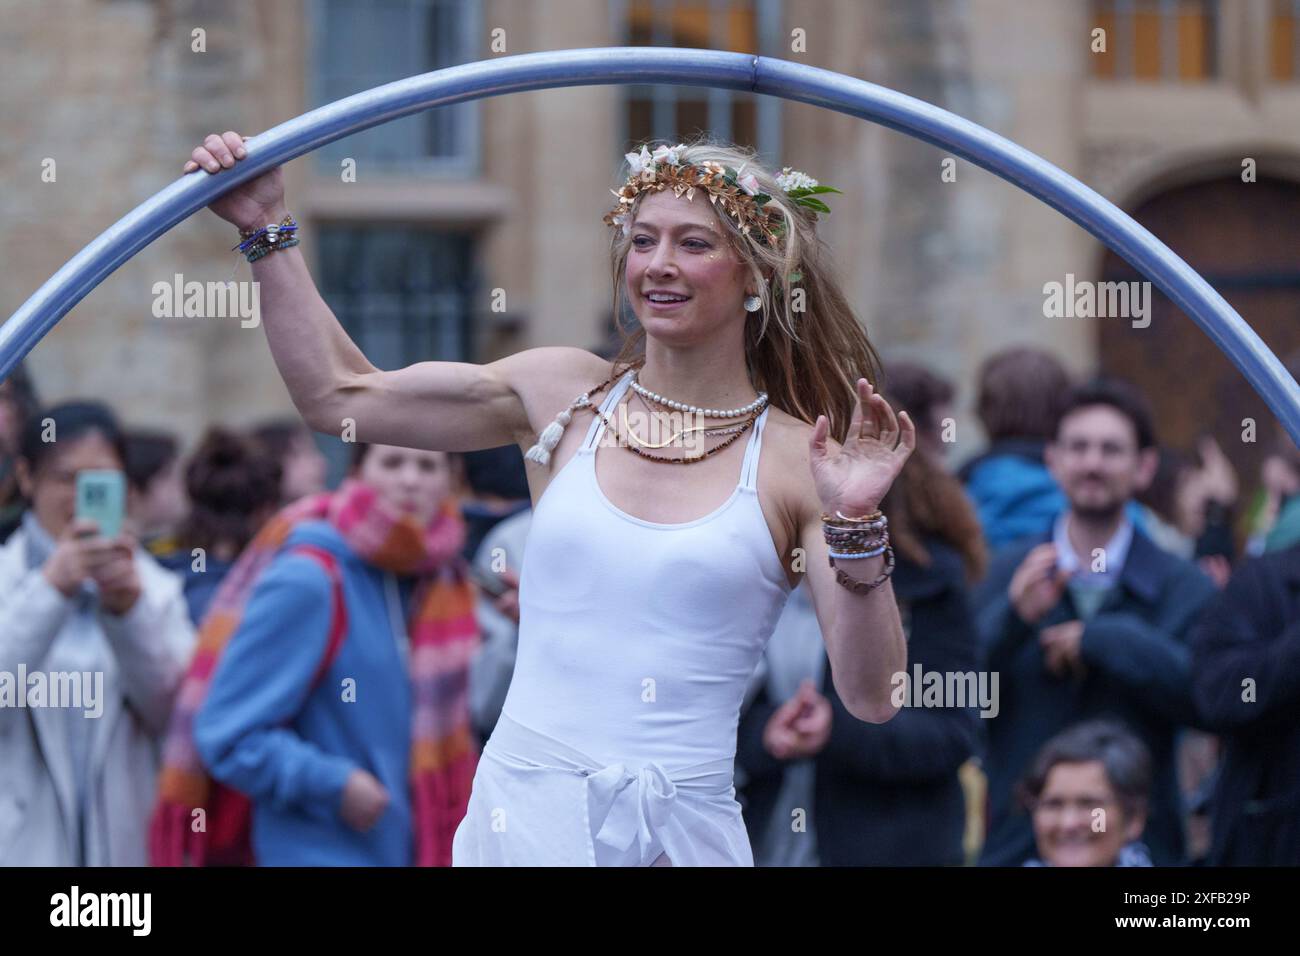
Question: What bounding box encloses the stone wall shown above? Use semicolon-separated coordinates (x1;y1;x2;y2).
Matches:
6;0;1298;460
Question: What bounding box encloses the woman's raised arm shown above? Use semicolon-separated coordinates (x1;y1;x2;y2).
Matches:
186;131;601;453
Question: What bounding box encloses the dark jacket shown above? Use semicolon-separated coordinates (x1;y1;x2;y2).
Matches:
973;525;1216;866
155;549;237;627
737;540;980;866
1190;544;1300;865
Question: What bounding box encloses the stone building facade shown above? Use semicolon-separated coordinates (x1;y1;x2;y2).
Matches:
4;0;1298;474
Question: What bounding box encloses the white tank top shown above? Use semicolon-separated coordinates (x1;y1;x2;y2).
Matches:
454;368;795;866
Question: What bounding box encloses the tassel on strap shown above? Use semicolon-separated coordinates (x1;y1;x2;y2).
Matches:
525;394;589;466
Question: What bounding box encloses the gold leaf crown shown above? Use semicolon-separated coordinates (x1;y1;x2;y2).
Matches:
602;143;840;249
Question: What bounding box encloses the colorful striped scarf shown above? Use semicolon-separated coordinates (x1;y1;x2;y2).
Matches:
149;477;480;866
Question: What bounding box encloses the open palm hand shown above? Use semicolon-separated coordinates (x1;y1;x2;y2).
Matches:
809;378;916;515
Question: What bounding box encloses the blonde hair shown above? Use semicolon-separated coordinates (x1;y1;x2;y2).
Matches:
603;135;881;442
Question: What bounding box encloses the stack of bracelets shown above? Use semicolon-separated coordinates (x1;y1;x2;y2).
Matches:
822;509;896;594
233;213;299;263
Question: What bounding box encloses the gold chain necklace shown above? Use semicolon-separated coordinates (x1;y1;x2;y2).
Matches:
615;401;751;449
592;403;758;464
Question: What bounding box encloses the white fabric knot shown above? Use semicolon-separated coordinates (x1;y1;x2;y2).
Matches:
585;761;678;867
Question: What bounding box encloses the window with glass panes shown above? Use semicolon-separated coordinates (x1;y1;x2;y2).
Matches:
313;226;480;481
1090;0;1218;80
1271;0;1300;81
317;226;479;369
309;0;480;174
613;0;783;163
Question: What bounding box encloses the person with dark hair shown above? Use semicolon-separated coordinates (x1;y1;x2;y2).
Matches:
1019;720;1154;867
736;385;985;866
0;401;195;865
458;444;531;563
123;429;188;558
958;347;1072;549
251;418;328;505
153;441;480;866
1135;437;1239;587
0;362;42;543
154;428;283;626
1189;542;1300;865
881;361;956;465
973;377;1216;866
1243;439;1300;555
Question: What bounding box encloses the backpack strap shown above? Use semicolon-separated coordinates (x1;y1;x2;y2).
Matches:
154;543;349;869
288;544;349;689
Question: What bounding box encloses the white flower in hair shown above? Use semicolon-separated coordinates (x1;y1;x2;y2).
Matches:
611;210;631;236
625;144;656;181
776;167;819;192
651;143;686;166
737;173;761;196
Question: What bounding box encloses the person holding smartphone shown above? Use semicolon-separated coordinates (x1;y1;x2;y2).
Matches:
0;401;196;865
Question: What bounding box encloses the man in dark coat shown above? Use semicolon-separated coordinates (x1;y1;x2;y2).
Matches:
1190;543;1300;865
973;378;1216;866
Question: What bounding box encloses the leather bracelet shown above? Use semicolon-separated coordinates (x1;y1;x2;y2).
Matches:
821;509;885;525
829;546;895;594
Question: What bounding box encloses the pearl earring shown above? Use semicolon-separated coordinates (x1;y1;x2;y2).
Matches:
743;294;762;312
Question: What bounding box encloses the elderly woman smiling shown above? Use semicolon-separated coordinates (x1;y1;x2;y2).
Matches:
1019;720;1155;867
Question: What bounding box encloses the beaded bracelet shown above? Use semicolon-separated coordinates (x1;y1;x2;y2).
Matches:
823;512;887;536
821;506;894;591
233;214;300;263
824;527;888;548
826;526;889;557
822;508;888;556
246;235;299;263
826;530;888;552
828;542;888;560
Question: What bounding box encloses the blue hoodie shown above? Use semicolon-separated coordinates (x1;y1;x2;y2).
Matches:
960;440;1068;550
193;519;417;866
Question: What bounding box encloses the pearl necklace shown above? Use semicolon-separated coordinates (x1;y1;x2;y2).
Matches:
630;370;768;419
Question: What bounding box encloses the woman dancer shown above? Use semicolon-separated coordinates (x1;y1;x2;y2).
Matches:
182;132;915;866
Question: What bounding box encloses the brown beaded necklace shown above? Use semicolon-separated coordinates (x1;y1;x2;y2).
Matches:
583;367;760;464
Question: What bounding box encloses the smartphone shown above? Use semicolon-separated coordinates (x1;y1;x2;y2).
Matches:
469;564;511;598
75;469;126;539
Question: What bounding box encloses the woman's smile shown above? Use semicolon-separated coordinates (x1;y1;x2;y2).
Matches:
643;290;693;312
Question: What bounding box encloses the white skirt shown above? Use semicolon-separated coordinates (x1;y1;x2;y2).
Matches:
452;710;754;866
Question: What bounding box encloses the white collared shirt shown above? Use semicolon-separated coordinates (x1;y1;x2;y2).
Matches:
1052;510;1133;589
